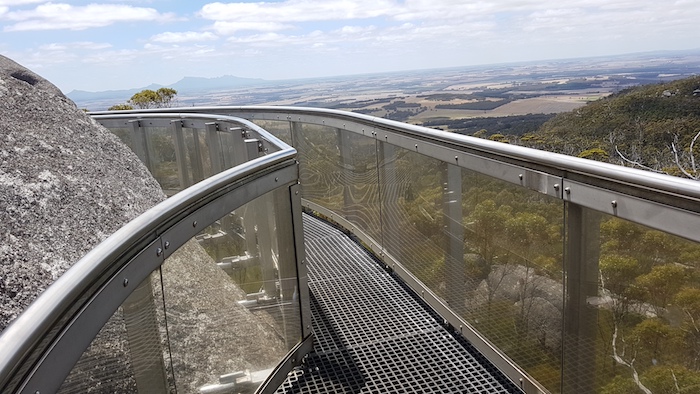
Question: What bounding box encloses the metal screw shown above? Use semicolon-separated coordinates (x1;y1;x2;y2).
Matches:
454;156;458;161
553;184;560;191
193;221;198;227
415;144;418;149
275;177;279;182
519;378;524;387
611;200;618;208
564;187;571;194
164;241;170;249
518;174;523;180
123;278;129;287
295;191;299;195
156;248;163;257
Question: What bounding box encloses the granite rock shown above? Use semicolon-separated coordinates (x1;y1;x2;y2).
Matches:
0;54;165;330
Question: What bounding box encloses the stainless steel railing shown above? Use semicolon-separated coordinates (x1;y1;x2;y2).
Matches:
96;106;700;394
3;105;700;394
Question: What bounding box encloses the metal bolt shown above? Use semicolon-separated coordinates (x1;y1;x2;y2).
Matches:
553;184;560;191
156;248;163;257
193;221;198;227
275;177;279;182
164;241;170;249
415;144;418;149
295;190;299;195
519;378;524;387
454;156;458;161
564;187;571;194
611;200;618;208
518;174;523;180
123;278;129;287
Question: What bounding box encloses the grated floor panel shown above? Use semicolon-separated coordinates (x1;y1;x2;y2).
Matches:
275;214;522;393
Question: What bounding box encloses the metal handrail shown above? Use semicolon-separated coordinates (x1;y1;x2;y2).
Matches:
91;106;700;207
0;114;298;393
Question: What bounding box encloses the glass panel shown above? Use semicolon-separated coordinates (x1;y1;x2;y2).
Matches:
461;173;564;392
59;271;172;393
143;127;180;192
293;123;344;212
160;188;300;393
378;143;448;291
378;149;566;392
565;208;700;394
252;120;292;146
338;131;381;242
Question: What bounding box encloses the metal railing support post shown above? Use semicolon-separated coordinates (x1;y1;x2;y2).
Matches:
444;163;465;309
170;120;191;188
563;203;600;394
122;277;169;393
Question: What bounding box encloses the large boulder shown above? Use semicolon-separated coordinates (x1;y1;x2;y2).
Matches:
0;54;165;330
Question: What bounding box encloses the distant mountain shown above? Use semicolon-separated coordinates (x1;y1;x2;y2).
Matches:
66;75;267;103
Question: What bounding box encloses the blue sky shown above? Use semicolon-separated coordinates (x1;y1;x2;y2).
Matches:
1;0;698;93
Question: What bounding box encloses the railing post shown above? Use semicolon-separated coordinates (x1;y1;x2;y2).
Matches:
444;163;464;309
170;120;191;189
337;128;353;220
227;126;248;167
129;120;152;172
563;203;600;394
122;277;169;393
289;121;308;197
205;122;223;175
190;128;205;183
378;141;399;257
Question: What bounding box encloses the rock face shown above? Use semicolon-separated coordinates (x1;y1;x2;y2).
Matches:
0;55;165;330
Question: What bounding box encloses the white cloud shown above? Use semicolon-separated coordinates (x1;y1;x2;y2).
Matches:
3;3;177;31
38;41;111;51
0;0;42;5
211;21;294;35
151;31;218;43
199;0;396;31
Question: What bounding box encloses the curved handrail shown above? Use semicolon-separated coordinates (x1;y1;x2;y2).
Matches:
91;106;700;207
0;114;298;393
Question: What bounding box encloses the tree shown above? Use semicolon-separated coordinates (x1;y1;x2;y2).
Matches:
129;89;160;109
107;103;134;111
156;87;177;108
114;87;179;110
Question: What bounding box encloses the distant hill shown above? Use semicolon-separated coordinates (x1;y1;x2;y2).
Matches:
66;75;266;104
524;76;700;178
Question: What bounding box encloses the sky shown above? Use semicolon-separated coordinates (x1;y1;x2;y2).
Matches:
1;0;698;93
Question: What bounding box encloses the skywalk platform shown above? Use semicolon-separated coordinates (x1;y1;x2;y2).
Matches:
275;215;522;393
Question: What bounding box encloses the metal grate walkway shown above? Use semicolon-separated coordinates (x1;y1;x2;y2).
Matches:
276;214;522;393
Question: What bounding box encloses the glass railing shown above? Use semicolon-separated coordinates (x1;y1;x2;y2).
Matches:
3;105;699;394
0;114;311;394
110;106;700;394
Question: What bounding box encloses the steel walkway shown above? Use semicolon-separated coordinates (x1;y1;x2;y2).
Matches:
276;214;522;393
